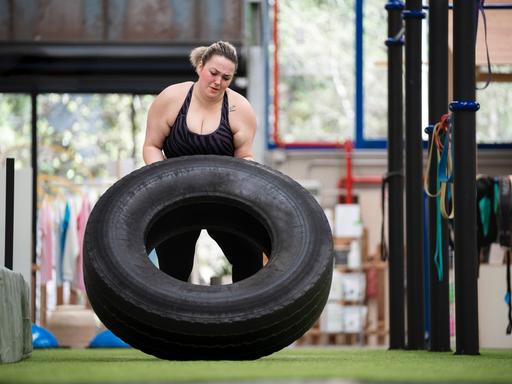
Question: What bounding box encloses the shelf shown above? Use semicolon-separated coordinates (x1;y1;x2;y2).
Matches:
335;261;387;272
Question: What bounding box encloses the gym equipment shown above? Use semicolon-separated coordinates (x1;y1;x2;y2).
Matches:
31;324;58;348
84;156;333;360
89;330;130;348
46;305;97;348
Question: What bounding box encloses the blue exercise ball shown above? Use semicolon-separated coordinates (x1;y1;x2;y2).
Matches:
32;324;58;348
89;330;130;348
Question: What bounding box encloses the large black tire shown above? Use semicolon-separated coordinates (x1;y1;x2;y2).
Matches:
83;156;333;360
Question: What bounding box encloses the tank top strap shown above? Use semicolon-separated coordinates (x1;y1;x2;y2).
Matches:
220;90;231;127
178;83;194;117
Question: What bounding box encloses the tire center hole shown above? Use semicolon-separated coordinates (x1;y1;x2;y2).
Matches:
144;199;272;286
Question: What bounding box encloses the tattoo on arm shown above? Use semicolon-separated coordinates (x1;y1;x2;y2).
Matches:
229;104;237;112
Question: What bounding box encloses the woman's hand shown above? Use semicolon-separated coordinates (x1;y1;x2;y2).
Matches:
143;144;166;164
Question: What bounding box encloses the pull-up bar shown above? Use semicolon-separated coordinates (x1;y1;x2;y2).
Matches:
4;158;14;270
423;3;512;10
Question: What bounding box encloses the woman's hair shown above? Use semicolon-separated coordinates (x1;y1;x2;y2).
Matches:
189;41;238;71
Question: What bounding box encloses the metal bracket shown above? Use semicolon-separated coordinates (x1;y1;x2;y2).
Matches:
402;10;426;19
449;100;480;112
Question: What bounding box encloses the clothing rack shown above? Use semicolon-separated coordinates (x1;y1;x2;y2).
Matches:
37;191;94;326
40;174;115;188
38;174;115;207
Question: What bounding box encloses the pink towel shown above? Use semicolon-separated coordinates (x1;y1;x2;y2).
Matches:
39;200;54;284
74;197;91;293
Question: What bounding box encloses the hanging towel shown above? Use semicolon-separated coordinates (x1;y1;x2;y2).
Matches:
74;197;91;293
55;201;67;284
38;200;54;284
62;201;79;282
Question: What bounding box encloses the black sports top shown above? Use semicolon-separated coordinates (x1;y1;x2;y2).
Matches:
163;84;235;158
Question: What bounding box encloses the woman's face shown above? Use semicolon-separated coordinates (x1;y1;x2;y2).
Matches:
197;55;236;98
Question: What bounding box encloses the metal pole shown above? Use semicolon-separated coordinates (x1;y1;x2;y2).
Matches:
4;158;15;270
31;93;38;267
450;0;480;356
31;92;38;321
404;0;425;350
427;0;451;352
423;3;512;10
385;0;405;350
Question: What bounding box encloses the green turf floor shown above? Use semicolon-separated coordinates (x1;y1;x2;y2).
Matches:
1;347;511;384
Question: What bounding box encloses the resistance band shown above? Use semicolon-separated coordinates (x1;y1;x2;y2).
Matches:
476;176;499;260
424;114;455;281
498;176;512;334
506;249;511;335
476;0;493;90
425;114;454;220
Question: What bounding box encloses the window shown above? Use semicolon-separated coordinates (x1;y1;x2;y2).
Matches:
273;0;355;145
362;0;388;142
272;1;512;149
477;71;512;144
35;93;154;199
38;94;151;184
0;94;31;168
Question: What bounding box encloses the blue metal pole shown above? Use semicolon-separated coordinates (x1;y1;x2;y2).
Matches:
355;0;364;148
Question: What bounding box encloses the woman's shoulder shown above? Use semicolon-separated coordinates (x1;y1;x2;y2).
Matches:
225;88;256;132
226;88;252;111
158;81;194;101
148;81;194;124
150;82;193;113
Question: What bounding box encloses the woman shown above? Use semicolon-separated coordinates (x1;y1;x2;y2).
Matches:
143;41;262;283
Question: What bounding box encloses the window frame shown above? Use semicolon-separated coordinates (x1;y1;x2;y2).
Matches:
268;0;512;150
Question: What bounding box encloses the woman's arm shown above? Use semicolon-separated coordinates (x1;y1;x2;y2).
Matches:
143;87;178;165
230;95;257;161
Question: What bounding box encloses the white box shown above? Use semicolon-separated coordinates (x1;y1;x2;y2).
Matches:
340;272;366;302
342;305;368;333
319;303;344;333
334;204;363;238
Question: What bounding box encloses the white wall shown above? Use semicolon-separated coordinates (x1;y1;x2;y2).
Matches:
479;264;512;348
246;45;267;164
0;167;33;290
265;148;512;255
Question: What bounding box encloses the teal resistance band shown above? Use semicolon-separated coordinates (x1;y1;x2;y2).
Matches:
479;197;491;238
434;176;444;282
432;120;454;282
438;123;453;199
438;128;451;183
494;181;500;213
